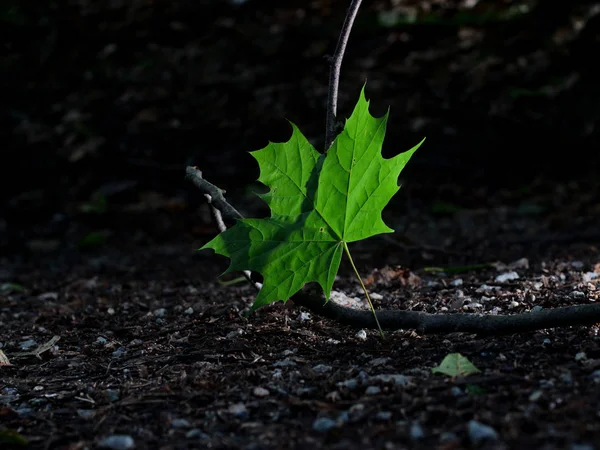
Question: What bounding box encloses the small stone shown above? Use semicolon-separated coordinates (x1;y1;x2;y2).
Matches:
226;329;243;339
253;387;270;397
337;378;359;390
171;418;191;429
571;261;585;270
590;369;600;382
410;422;425;440
509;300;520;309
464;302;483;309
368;374;410;387
312;417;337;432
19;339;37;350
186;429;209;439
107;307;115;315
532;305;544;313
77;409;96;420
450;386;464;397
153;308;167;317
440;432;459;443
228;403;248;419
468;420;498;444
38;292;59;301
583;272;599;282
369;357;391;367
495;271;519;283
575;352;587;361
476;284;496;292
570;290;586;299
355;330;367;340
312;364;331;373
183;307;194;315
375;411;392;421
571;443;595;450
111;347;126;358
106;389;121;402
98;435;135;450
529;390;543;402
560;371;573;385
273;358;296;367
370;292;383;300
542;338;551;345
450;278;463;286
365;386;381;395
298;312;311;321
96;336;108;345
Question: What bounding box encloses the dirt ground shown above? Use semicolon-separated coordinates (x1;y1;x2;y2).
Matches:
3;1;600;449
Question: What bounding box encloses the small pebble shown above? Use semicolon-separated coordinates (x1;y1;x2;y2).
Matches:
153;308;167;317
96;336;108;345
77;409;96;420
575;352;587;362
355;330;367;340
106;389;121;402
19;339;37;350
228;403;248;419
186;429;209;439
450;278;463;286
529;390;543;402
171;418;191;429
468;420;498;444
410;422;425;440
509;300;520;309
583;272;599;282
273;358;296;367
111;347;126;358
450;386;464;397
337;378;359;390
570;290;586;299
496;271;519;283
312;417;337;432
298;312;311;321
312;364;332;373
98;435;135;450
368;374;410;387
365;386;381;395
532;305;544;313
253;387;270;397
571;261;584;270
38;292;59;301
369;357;391;367
183;307;194;315
375;411;392;421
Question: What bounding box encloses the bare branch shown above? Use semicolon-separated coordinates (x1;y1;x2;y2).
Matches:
185;166;243;221
187;167;600;336
187;166;261;292
325;0;363;151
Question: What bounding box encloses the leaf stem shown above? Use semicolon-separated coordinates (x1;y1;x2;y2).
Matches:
342;241;384;338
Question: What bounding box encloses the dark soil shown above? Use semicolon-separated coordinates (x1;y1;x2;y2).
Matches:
3;1;600;449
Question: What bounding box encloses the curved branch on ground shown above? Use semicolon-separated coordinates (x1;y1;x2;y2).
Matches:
186;166;600;336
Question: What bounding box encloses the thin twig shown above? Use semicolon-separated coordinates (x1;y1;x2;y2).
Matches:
324;0;363;151
186;166;600;336
188;167;261;292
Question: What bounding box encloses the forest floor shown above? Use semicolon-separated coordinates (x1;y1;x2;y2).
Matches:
3;178;600;449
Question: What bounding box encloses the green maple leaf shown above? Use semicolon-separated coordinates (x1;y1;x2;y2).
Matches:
202;87;424;311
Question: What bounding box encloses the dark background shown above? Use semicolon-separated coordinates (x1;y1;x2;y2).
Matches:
3;0;600;254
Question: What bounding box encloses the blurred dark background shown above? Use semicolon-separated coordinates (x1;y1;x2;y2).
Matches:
2;0;600;255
